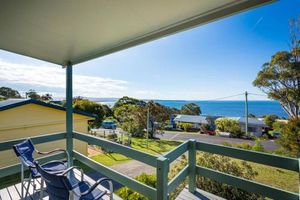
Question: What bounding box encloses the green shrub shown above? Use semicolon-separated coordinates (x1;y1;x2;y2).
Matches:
252;139;265;152
235;143;252;150
278;118;300;157
215;118;243;138
196;153;261;200
264;115;278;128
116;173;156;200
176;122;193;132
272;121;286;132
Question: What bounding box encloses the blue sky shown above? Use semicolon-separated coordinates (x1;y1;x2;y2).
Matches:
0;0;299;100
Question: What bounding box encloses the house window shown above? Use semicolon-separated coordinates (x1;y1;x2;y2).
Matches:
248;127;256;132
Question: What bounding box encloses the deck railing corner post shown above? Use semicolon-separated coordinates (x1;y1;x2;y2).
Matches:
188;139;196;193
156;156;169;200
66;62;73;166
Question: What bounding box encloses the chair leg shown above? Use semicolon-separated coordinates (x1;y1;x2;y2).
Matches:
40;178;44;200
21;163;24;199
108;180;113;200
24;177;31;199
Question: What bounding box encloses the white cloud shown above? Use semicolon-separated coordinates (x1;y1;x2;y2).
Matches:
0;60;128;98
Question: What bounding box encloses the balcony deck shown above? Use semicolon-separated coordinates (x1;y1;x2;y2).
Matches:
176;187;225;200
0;169;121;200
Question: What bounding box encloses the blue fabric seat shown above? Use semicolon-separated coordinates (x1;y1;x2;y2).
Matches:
13;139;69;199
35;161;113;200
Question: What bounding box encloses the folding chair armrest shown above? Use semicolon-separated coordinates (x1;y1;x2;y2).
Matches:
36;148;70;164
58;166;84;181
36;148;65;155
81;178;113;197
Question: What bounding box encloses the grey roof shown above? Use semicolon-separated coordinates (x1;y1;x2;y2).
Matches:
0;0;273;66
0;98;96;118
174;115;208;124
220;117;267;127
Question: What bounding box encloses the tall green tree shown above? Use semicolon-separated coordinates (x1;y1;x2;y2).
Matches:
113;96;146;110
180;103;201;115
264;114;278;128
73;99;105;128
40;93;53;101
278;118;300;157
26;89;41;100
0;87;21;98
253;17;300;119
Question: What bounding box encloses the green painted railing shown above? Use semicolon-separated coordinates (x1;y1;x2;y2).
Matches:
0;132;66;178
0;131;299;200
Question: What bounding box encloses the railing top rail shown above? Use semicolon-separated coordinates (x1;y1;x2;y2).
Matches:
0;132;66;152
163;140;189;163
74;151;157;199
196;141;298;172
73;131;158;167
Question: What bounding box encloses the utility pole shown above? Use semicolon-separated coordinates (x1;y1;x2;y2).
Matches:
146;106;149;148
245;91;248;136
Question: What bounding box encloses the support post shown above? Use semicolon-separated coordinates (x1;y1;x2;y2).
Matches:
156;156;169;200
66;62;73;166
245;91;248;136
188;139;196;193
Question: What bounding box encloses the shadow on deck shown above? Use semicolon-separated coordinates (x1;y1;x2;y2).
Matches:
0;169;122;200
176;187;225;200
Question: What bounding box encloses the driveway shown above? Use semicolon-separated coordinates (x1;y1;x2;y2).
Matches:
158;131;279;151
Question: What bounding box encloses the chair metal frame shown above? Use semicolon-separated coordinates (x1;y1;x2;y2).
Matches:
15;139;70;199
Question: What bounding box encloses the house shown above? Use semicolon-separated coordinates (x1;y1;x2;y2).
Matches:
0;98;95;168
174;114;209;129
219;117;267;137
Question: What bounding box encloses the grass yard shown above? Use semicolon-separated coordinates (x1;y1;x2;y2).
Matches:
90;137;182;166
250;162;298;193
91;152;131;166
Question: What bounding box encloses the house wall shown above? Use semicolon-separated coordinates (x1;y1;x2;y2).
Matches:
240;124;262;137
0;103;91;168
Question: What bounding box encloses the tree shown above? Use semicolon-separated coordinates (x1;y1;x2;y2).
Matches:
177;122;193;132
253;17;300;119
0;87;21;98
278;118;300;157
180;103;201;115
40;93;53;101
215;118;243;138
113;96;146;110
26;89;41;99
73;99;105;128
264;114;279;128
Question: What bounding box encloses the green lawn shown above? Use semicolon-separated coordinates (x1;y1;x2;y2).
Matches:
251;162;298;193
91;153;131;166
91;137;182;166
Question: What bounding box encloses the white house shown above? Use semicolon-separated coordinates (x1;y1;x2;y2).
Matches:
222;117;267;137
174;115;209;129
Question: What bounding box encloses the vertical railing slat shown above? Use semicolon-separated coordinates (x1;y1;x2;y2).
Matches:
188;139;196;193
156;156;169;200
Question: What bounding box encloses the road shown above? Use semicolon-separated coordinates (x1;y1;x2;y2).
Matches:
158;131;279;151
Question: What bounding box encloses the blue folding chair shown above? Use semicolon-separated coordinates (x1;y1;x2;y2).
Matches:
13;139;69;199
35;161;114;200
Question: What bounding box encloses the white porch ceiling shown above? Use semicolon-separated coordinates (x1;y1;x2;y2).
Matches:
0;0;273;66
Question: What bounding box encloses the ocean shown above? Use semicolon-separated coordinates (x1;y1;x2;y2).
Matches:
97;98;288;118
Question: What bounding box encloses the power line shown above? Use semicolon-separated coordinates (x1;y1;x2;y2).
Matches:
248;92;267;97
205;93;244;101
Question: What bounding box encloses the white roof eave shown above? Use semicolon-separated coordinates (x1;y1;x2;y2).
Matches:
0;0;274;66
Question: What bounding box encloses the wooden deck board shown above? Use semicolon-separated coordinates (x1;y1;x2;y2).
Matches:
176;187;226;200
0;169;121;200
